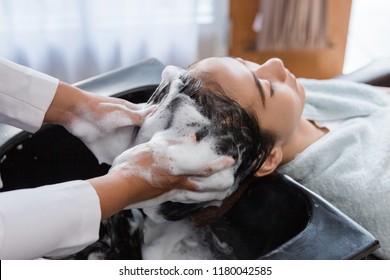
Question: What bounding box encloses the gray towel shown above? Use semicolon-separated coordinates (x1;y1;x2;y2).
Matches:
278;78;390;259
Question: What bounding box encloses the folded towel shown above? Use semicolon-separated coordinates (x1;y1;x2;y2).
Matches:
279;79;390;259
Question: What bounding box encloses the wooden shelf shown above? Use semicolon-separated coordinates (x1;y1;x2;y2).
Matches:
229;0;352;79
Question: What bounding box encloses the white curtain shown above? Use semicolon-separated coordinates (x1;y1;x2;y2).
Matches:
0;0;226;83
254;0;328;51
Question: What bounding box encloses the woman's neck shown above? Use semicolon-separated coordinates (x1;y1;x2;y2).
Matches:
281;117;328;165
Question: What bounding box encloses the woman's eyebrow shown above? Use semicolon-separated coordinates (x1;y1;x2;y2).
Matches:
231;57;266;108
251;71;266;107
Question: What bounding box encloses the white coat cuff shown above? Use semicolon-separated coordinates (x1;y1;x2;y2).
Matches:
0;57;59;132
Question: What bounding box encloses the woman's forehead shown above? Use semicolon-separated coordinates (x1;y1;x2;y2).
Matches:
190;57;263;118
189;57;238;72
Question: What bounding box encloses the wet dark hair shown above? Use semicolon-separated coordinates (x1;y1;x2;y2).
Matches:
145;70;277;220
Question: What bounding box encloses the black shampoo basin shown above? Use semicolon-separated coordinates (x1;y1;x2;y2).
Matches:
209;174;379;259
0;58;379;259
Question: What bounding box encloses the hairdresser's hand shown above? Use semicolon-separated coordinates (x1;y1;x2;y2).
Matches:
88;135;234;220
64;90;156;164
110;132;235;192
45;82;156;164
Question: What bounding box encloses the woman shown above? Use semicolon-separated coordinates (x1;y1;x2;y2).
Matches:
80;56;389;260
185;56;390;259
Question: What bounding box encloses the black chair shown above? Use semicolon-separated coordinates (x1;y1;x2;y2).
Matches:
0;58;385;259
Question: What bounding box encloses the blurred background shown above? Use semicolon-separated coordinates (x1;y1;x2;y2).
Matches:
0;0;389;83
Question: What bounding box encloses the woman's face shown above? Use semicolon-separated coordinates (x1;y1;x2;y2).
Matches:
189;57;306;144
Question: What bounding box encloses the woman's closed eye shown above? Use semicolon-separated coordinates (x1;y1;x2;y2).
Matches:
259;78;275;98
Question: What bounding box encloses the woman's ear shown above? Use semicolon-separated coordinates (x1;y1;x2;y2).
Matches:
254;146;283;177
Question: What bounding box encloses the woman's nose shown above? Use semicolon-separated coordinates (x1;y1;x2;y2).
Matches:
256;58;287;81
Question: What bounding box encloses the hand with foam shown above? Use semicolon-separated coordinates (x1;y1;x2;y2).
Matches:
64;91;157;165
45;81;157;165
110;131;235;193
108;132;237;222
87;131;235;220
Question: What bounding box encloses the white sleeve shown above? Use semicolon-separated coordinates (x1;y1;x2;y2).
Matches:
0;180;101;260
0;57;59;133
